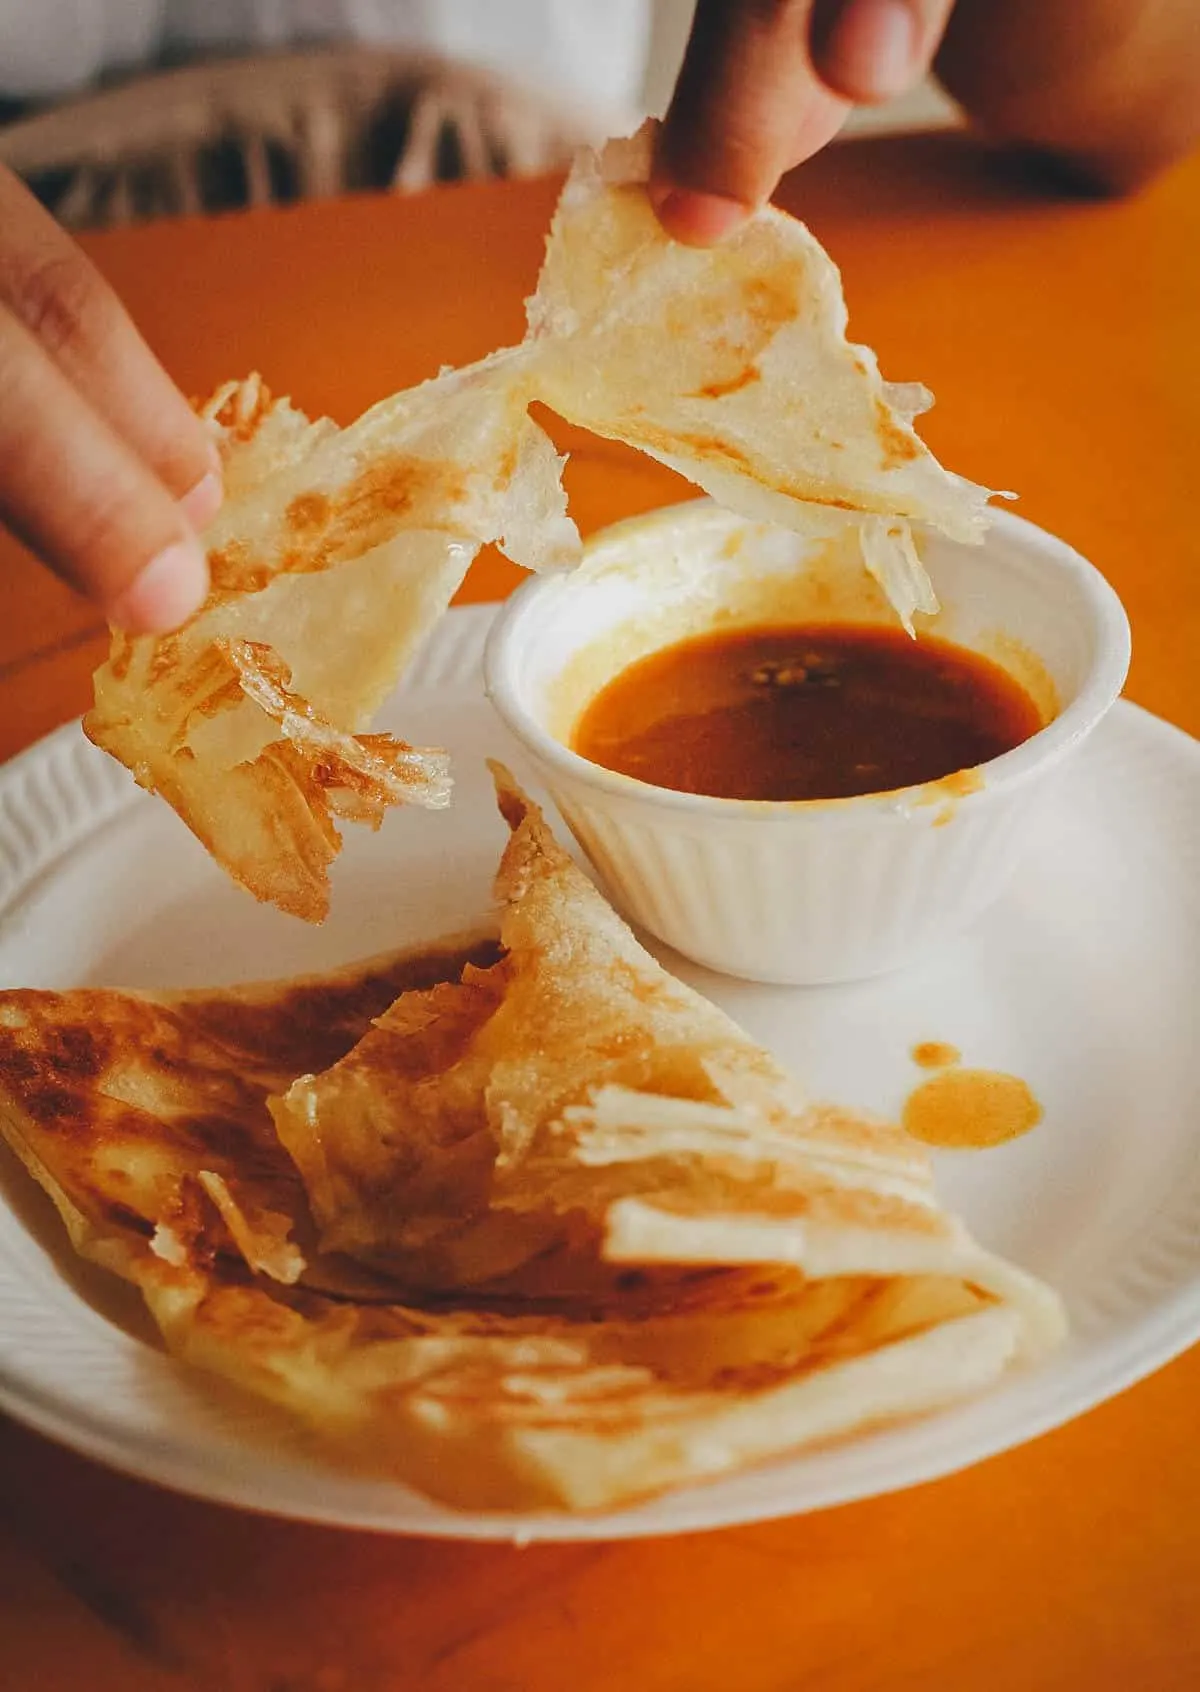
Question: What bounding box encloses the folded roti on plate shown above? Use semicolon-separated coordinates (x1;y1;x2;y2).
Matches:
86;126;993;922
85;353;577;922
0;933;501;1285
0;767;1060;1512
274;766;1063;1336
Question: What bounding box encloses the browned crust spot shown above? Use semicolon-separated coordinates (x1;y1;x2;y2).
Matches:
689;364;763;401
202;378;277;444
216;452;472;593
873;395;923;467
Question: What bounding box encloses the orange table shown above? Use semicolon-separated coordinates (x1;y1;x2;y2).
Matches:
1;134;1198;1691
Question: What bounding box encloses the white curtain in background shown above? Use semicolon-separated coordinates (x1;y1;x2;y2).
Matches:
0;0;652;123
0;0;159;95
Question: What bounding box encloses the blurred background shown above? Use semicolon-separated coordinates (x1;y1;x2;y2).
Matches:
0;0;959;229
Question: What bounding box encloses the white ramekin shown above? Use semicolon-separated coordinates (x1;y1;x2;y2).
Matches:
484;500;1130;985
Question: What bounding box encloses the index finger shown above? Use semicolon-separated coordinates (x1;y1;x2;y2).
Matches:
0;165;221;524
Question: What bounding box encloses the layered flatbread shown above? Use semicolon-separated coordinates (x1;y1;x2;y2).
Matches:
87;126;994;920
525;125;993;627
0;771;1062;1512
85;355;576;921
275;766;1063;1333
0;933;500;1284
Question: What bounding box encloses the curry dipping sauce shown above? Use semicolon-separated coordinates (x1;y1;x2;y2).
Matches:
571;623;1046;802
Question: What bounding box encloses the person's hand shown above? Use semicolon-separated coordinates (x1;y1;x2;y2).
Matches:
0;164;219;632
652;0;1200;244
652;0;955;244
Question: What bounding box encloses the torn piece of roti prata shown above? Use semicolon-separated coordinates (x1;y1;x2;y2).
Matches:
524;124;995;630
85;352;578;922
86;122;998;922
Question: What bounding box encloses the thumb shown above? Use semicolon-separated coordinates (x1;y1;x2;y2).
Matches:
651;0;849;244
651;0;958;246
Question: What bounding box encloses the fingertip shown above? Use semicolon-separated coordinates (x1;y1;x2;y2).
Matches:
107;534;209;635
647;184;753;245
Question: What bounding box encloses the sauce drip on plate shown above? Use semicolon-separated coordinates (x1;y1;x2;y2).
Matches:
911;1041;961;1069
571;623;1044;802
903;1069;1043;1149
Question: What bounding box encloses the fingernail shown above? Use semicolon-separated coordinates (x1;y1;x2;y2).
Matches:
109;537;210;634
827;0;918;102
647;185;751;245
179;467;223;532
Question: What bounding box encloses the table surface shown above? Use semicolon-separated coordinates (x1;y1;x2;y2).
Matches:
0;132;1197;1691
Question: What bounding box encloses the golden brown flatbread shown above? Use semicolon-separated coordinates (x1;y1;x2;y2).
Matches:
0;933;500;1284
86;127;994;921
0;772;1061;1513
274;767;1063;1330
524;125;994;628
85;356;576;921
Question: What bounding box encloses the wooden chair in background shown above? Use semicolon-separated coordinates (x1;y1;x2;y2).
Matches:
0;46;595;229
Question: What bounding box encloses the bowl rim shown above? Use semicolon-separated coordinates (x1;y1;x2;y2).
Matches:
483;500;1132;825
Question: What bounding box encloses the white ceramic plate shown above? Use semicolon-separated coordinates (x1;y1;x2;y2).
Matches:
0;605;1197;1542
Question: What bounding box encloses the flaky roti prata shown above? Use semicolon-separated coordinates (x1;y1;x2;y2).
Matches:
0;774;1060;1512
88;124;996;919
86;355;576;920
524;126;995;627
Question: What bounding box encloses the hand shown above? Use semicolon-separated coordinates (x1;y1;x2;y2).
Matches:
652;0;956;243
0;165;219;632
653;0;1200;244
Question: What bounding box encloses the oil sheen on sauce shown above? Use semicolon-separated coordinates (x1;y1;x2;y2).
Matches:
571;623;1044;802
